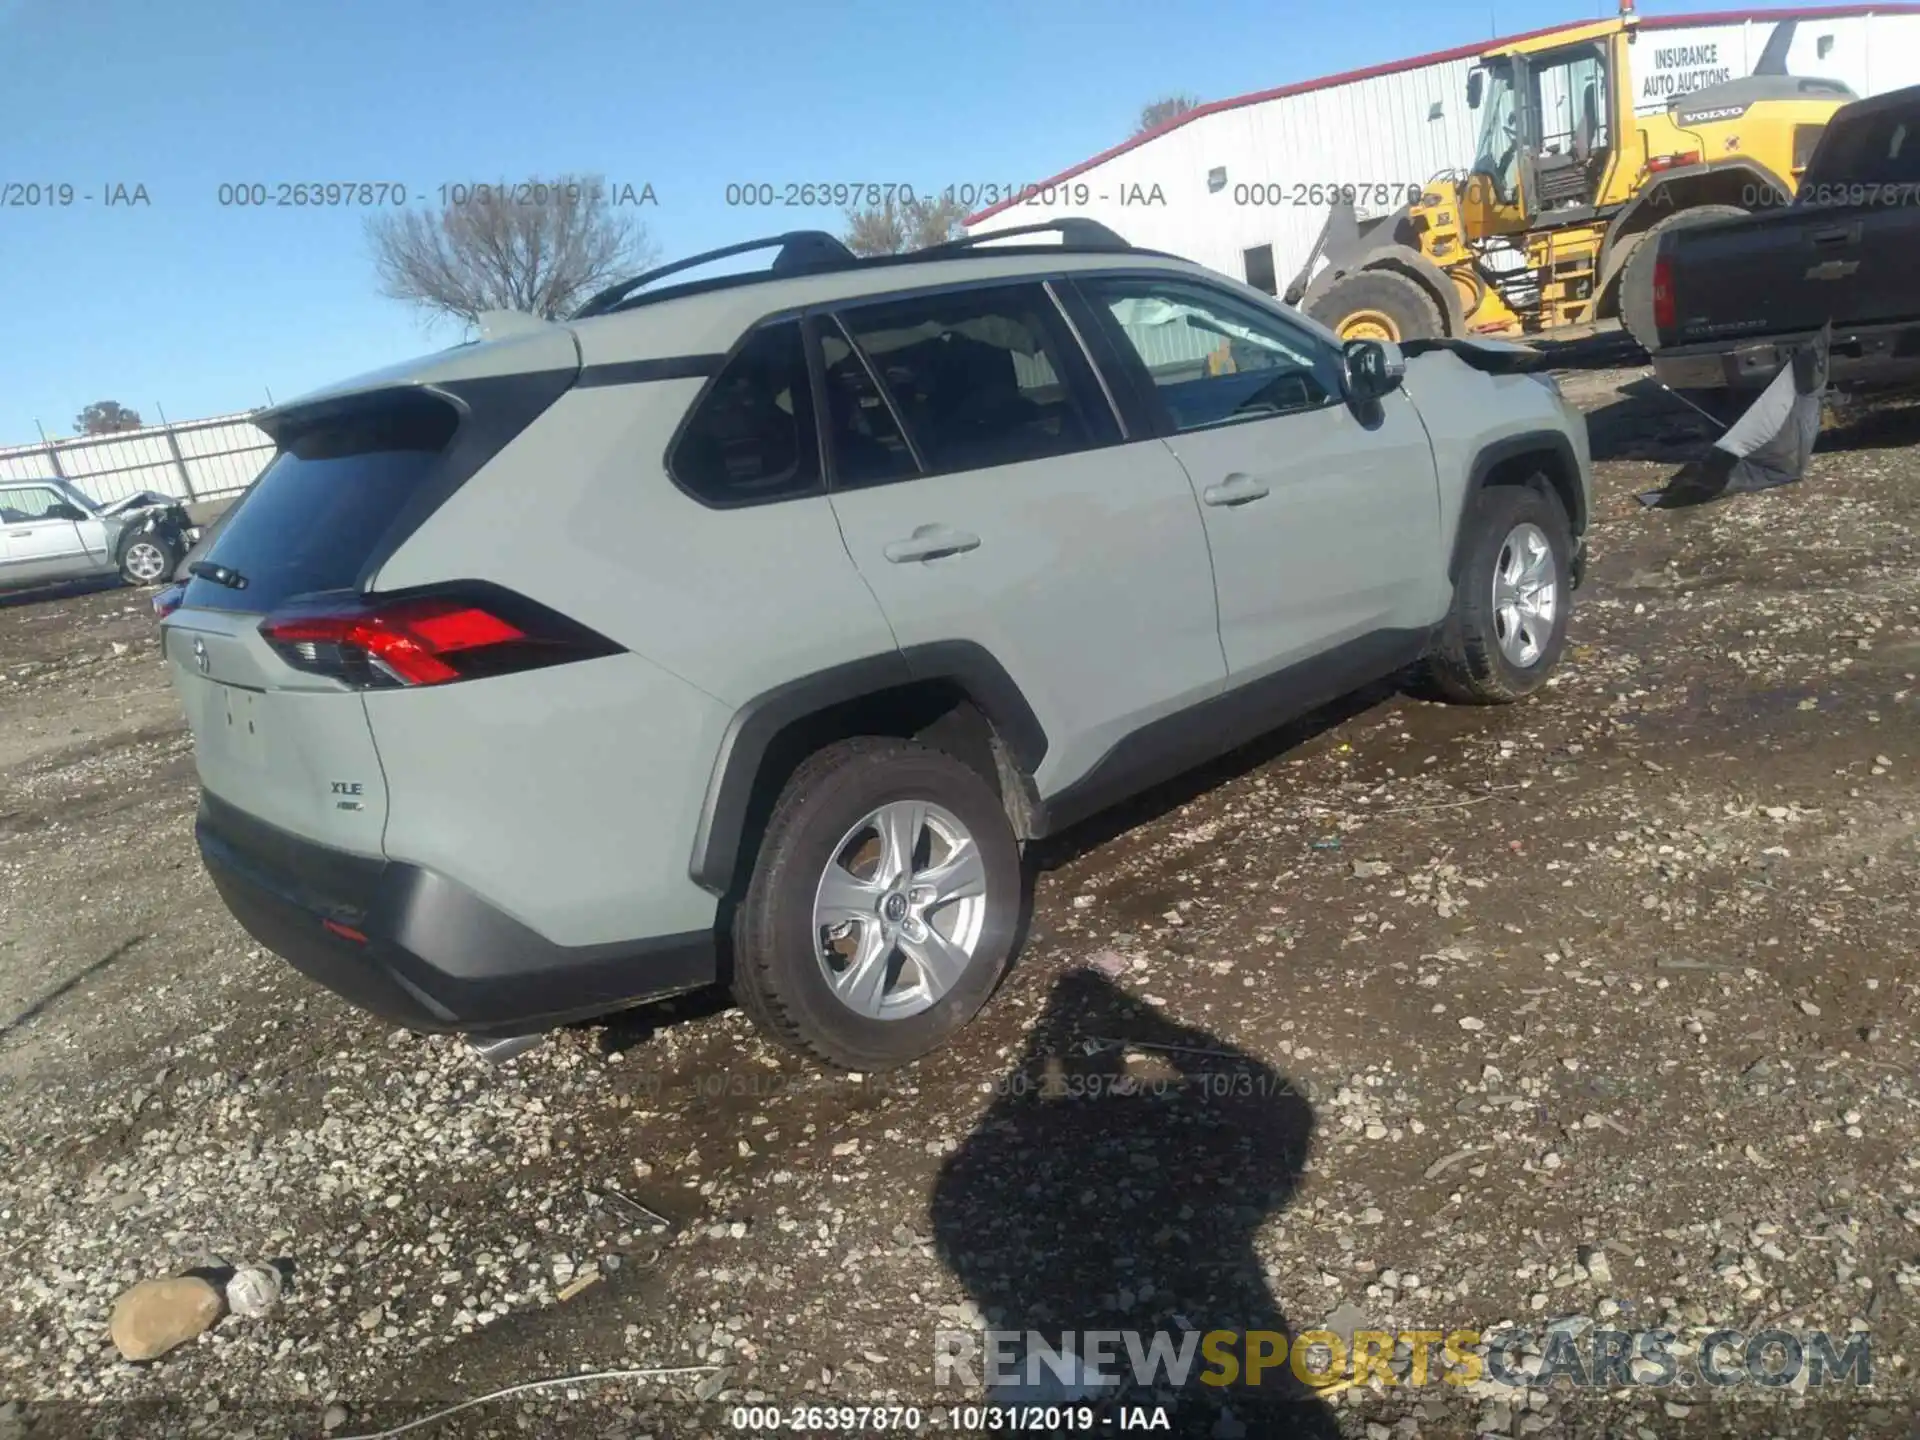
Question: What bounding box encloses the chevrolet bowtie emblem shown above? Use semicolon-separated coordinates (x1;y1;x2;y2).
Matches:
1805;259;1860;281
193;637;210;674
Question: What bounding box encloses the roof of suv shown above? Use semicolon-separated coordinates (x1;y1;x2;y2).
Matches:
267;223;1226;421
571;242;1216;368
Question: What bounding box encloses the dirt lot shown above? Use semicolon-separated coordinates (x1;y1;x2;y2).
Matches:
5;353;1920;1439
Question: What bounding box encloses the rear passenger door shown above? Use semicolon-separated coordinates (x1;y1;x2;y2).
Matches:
1073;275;1442;680
820;281;1226;799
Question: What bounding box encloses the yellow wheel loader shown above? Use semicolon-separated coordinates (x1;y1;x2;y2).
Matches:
1283;2;1854;350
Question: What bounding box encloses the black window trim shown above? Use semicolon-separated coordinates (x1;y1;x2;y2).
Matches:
661;309;829;512
659;262;1348;507
1043;279;1130;442
1048;279;1163;440
814;312;928;490
814;276;1126;490
1065;270;1351;440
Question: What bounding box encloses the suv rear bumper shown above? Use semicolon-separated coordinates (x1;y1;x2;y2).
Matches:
195;790;717;1036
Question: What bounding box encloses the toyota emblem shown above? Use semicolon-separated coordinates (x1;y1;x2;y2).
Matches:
193;637;210;675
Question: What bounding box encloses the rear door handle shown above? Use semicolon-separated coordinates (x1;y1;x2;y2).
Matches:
883;525;982;564
1202;473;1271;507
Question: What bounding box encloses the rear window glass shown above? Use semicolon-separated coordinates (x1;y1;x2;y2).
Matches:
181;395;458;612
1806;109;1920;191
669;321;821;505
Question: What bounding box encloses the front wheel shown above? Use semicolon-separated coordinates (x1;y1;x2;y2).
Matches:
1425;483;1574;704
118;531;180;587
731;738;1023;1070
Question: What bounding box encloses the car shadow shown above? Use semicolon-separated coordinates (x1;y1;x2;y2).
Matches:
1818;392;1920;453
929;968;1340;1435
0;575;128;610
0;934;146;1042
1581;376;1726;464
1025;677;1398;871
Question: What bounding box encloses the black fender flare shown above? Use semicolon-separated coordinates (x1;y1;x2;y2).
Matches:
687;641;1048;894
1594;159;1793;309
1298;242;1466;337
1448;431;1586;584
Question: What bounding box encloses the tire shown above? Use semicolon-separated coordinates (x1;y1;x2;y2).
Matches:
1308;269;1444;344
1426;482;1574;705
731;737;1022;1070
118;530;181;587
1618;204;1748;354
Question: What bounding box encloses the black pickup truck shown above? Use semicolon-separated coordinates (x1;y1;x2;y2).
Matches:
1652;84;1920;399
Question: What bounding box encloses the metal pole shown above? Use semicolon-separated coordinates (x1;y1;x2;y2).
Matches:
34;420;66;480
154;404;198;502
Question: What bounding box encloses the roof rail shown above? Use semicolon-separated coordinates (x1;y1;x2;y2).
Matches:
572;231;857;318
921;218;1133;253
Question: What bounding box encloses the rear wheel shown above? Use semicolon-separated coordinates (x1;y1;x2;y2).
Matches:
1308;269;1444;344
1426;482;1573;704
118;531;180;587
731;738;1022;1070
1618;204;1748;354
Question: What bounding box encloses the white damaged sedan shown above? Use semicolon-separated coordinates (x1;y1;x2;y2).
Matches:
0;478;198;591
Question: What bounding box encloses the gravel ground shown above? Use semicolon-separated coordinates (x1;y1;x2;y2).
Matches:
4;352;1920;1439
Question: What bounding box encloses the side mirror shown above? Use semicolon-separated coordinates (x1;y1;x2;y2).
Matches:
1342;339;1406;402
1467;69;1485;109
45;502;89;521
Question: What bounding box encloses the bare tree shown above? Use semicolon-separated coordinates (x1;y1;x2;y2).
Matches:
74;400;143;436
841;193;972;257
366;175;656;326
1137;94;1201;134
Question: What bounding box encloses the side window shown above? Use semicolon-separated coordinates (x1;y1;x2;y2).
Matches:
669;321;820;505
0;487;65;522
818;321;919;488
834;284;1116;477
1082;278;1343;432
1533;48;1608;157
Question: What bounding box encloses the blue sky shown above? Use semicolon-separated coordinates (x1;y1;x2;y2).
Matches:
0;0;1833;439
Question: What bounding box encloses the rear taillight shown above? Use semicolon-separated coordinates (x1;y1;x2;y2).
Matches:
259;585;621;688
152;583;186;619
1652;255;1676;334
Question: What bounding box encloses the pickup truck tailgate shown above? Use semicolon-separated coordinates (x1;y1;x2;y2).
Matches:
1666;201;1916;346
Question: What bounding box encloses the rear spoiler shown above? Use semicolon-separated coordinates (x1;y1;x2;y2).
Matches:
254;324;582;441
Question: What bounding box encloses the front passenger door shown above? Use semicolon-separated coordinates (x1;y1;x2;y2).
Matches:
0;485;93;584
1075;277;1442;680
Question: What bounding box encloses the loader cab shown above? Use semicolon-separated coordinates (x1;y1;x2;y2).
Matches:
1467;31;1632;231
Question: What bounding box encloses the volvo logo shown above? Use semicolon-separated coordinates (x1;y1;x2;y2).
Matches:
192;637;210;674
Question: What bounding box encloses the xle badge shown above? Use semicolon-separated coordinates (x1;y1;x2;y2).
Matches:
332;780;365;812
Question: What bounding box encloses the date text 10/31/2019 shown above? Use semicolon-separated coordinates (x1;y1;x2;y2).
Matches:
722;181;1166;209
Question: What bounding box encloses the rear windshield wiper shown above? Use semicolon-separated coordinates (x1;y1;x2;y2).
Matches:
188;560;249;590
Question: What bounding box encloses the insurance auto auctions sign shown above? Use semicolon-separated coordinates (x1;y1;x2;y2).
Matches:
1632;22;1761;111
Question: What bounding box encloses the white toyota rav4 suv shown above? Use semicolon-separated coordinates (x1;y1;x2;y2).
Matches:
159;220;1591;1069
